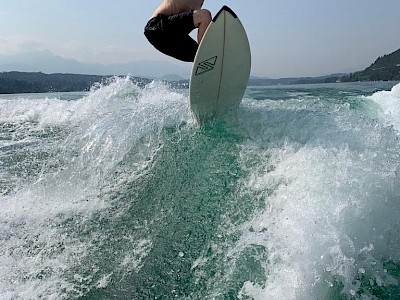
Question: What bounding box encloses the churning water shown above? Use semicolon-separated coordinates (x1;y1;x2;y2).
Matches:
1;78;400;299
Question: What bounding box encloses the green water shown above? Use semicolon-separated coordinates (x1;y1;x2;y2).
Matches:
1;80;400;299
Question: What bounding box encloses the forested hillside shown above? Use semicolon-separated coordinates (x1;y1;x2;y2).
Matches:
342;48;400;81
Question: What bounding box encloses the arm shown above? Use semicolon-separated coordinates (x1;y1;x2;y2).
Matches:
193;9;212;43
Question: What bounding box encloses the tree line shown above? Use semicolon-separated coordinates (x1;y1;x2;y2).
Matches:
0;72;155;94
341;48;400;82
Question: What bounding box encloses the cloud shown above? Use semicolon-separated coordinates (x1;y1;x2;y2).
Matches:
0;36;46;55
19;40;45;52
0;35;151;66
51;41;156;65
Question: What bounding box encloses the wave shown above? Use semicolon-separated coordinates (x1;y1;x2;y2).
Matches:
368;82;400;132
1;79;399;299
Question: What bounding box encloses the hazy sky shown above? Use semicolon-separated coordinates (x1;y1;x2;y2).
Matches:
1;0;400;78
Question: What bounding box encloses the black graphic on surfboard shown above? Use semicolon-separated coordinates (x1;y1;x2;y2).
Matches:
195;56;218;75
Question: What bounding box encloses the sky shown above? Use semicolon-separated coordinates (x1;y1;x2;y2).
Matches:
1;0;400;78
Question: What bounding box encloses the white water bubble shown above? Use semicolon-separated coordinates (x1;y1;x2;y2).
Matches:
368;82;400;132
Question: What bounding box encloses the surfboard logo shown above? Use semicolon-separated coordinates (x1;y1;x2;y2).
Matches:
195;56;218;75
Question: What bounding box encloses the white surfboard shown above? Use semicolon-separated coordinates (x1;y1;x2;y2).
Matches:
189;6;251;124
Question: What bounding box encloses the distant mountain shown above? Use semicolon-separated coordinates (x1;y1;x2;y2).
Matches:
156;74;185;82
341;48;400;82
250;75;271;80
0;50;191;78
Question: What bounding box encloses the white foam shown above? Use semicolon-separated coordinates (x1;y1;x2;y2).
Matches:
0;78;186;299
0;96;74;125
120;239;153;273
368;82;400;132
0;77;190;129
192;93;400;299
235;138;400;299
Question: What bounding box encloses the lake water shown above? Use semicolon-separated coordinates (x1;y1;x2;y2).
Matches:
1;79;400;299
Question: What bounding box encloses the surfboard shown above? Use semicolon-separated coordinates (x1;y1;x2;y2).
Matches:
189;6;251;124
